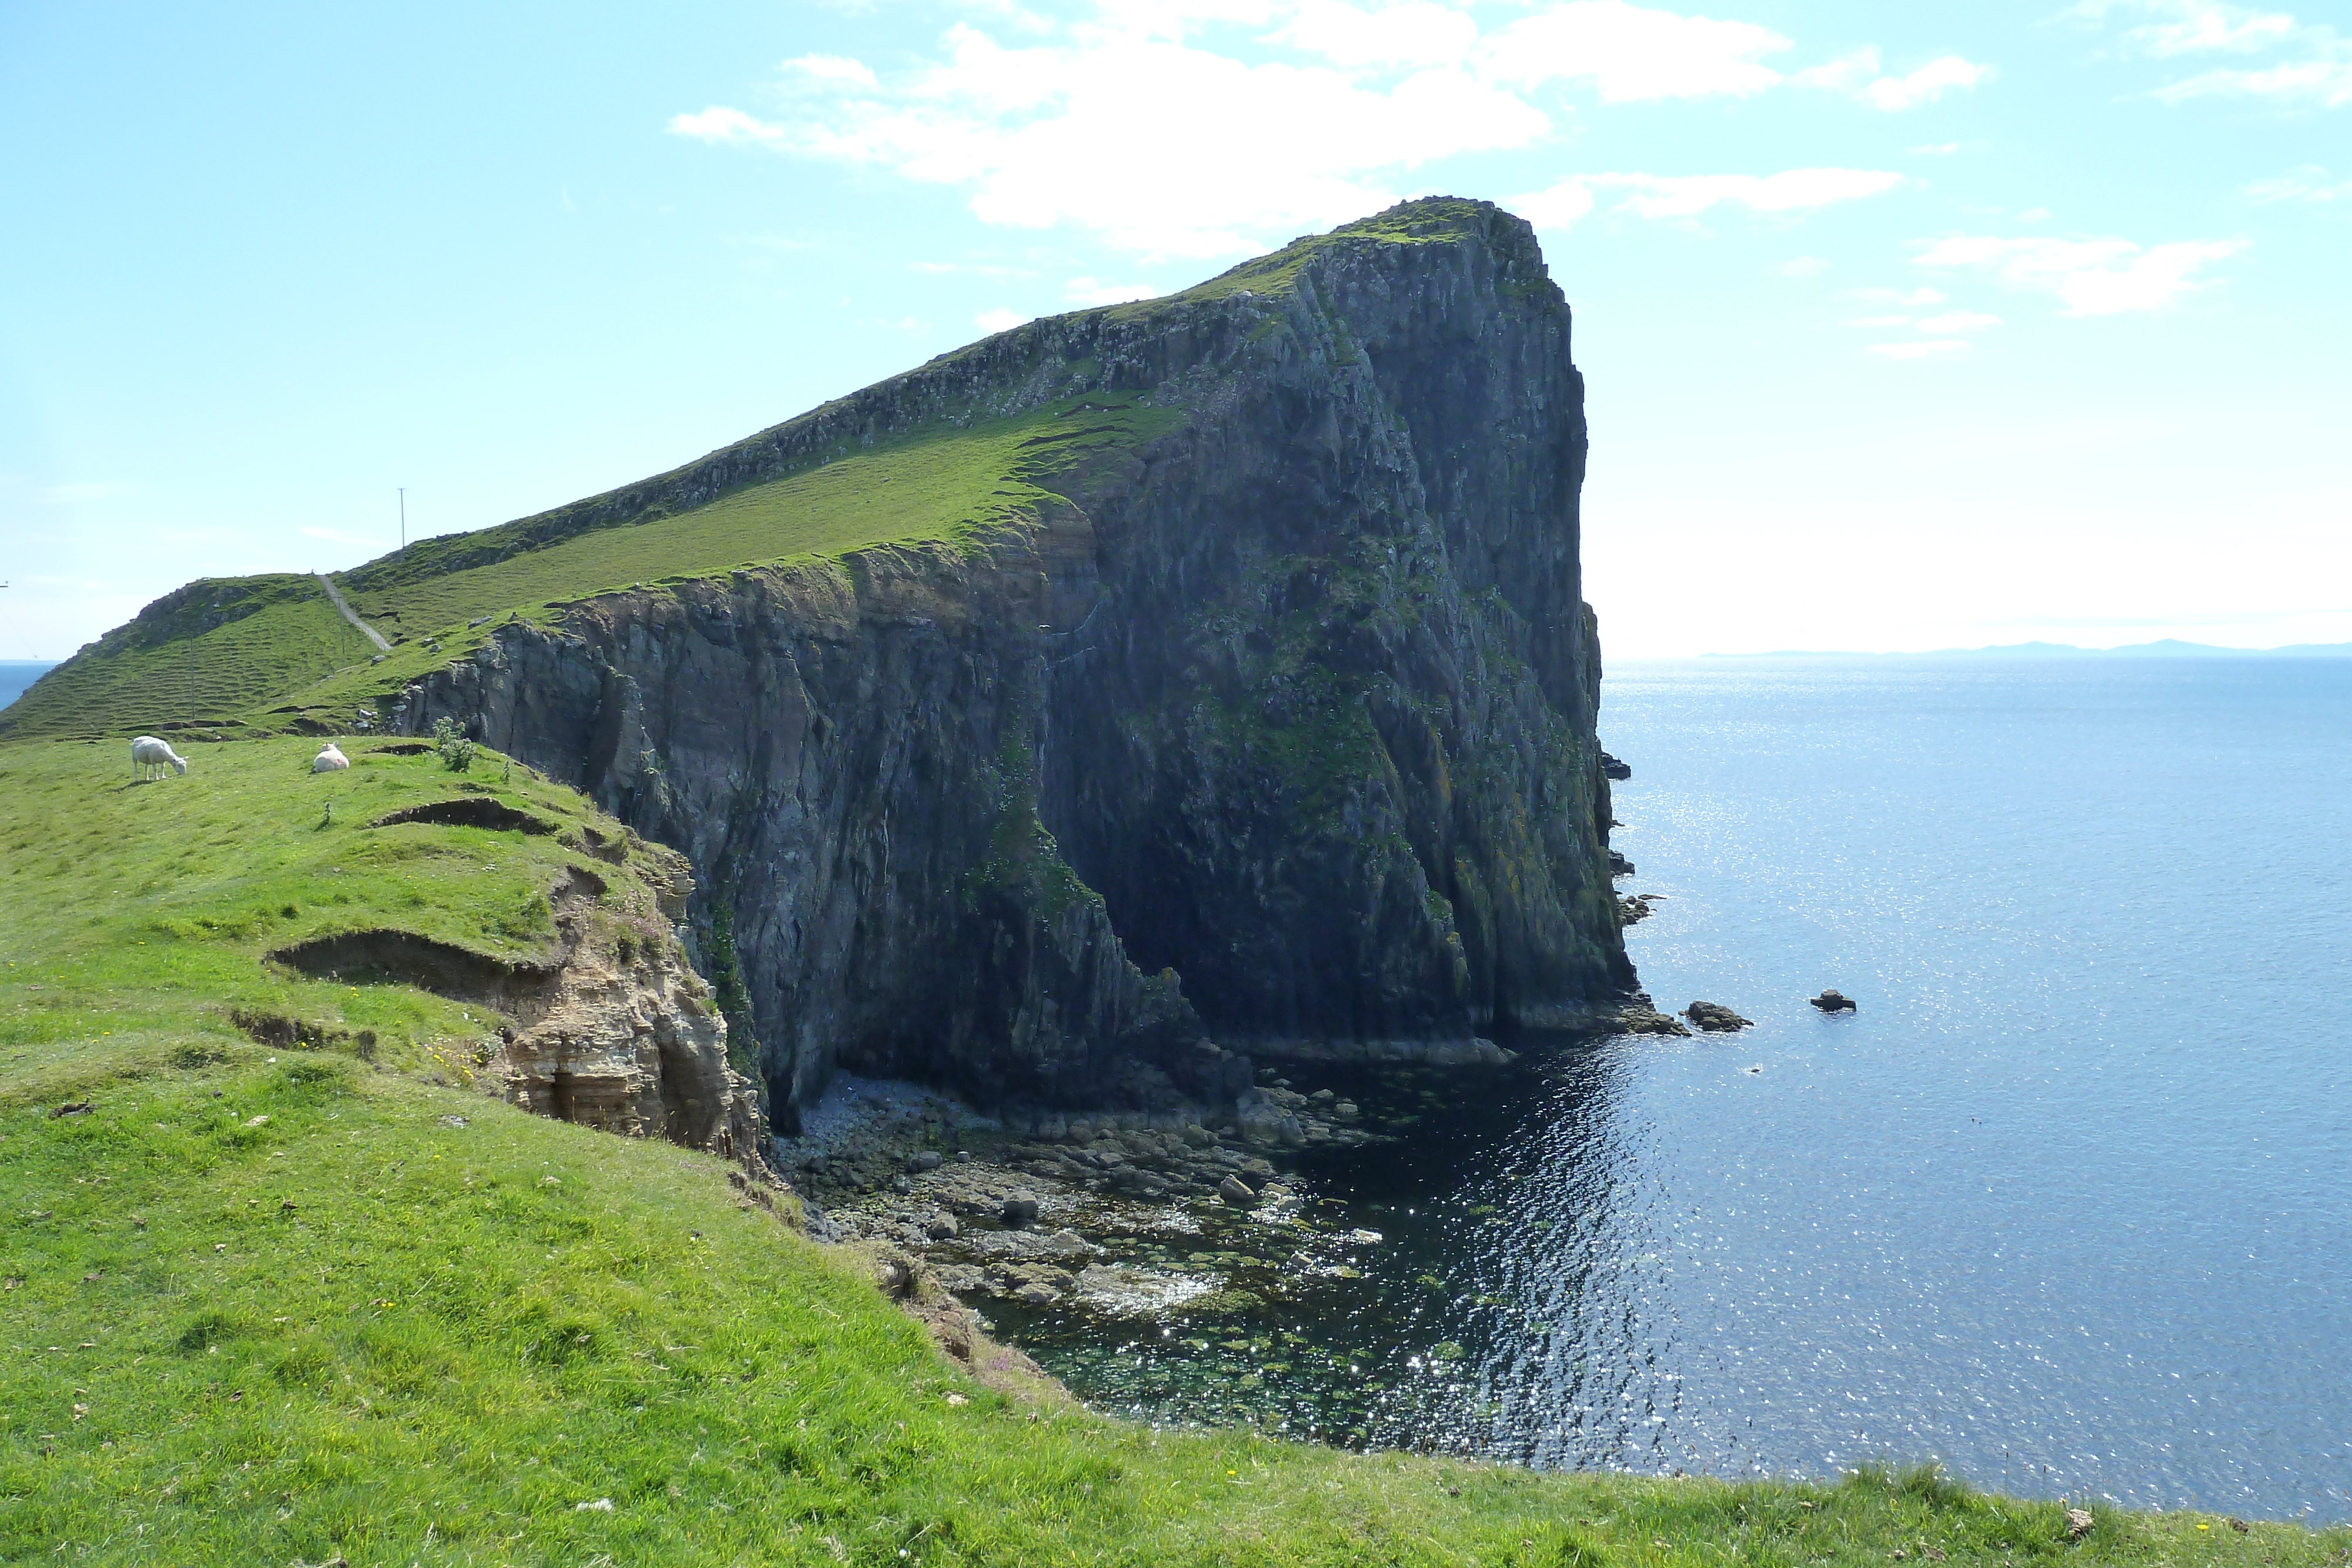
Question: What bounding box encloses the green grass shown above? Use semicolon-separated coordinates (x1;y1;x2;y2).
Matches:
0;734;644;1102
0;579;379;743
5;396;1179;748
6;735;2348;1563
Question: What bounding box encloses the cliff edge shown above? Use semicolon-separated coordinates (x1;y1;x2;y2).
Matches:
397;198;1629;1119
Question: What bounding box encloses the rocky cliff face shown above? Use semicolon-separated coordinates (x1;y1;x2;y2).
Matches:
399;198;1629;1124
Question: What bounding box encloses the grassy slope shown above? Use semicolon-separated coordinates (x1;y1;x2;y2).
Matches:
0;396;1174;748
0;580;380;744
1;199;1510;749
6;738;2346;1564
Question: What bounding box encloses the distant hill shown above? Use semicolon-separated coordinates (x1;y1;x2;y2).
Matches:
1703;638;2352;660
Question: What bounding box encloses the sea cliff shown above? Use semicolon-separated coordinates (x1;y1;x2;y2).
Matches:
394;198;1629;1124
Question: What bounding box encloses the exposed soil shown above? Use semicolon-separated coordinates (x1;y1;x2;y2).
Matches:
369;797;557;834
266;928;564;1012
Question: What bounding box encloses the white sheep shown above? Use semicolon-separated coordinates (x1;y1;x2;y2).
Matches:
129;735;188;781
312;743;351;773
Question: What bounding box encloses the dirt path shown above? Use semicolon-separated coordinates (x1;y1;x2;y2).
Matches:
315;572;390;652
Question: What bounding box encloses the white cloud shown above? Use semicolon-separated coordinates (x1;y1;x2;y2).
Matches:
1912;234;2250;315
695;19;1548;258
2072;1;2297;56
1860;55;1992;110
1849;313;1916;326
1844;286;1948;305
668;105;787;146
1270;0;1476;69
1917;310;2002;333
1910;141;1965;155
1869;339;1970;359
1475;0;1790;101
975;308;1031;332
2075;1;2352;106
1065;277;1162;305
2154;50;2352;106
671;4;1981;255
1796;46;1992;111
1519;167;1906;226
2246;165;2352;201
1514;180;1598;229
1778;256;1830;277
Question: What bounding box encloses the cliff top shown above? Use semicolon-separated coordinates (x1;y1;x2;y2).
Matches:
2;198;1539;743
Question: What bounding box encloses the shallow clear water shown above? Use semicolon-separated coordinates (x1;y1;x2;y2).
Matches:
1010;657;2352;1521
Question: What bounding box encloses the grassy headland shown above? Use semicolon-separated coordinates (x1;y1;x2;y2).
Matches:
4;736;2343;1563
0;394;1176;747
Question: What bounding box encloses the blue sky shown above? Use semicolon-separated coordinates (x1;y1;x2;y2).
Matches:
2;0;2346;659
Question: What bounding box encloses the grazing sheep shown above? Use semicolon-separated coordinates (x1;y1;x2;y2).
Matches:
312;743;351;773
129;735;188;781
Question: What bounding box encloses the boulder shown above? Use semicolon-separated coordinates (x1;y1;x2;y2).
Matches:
1809;989;1858;1014
1601;752;1632;781
1217;1175;1258;1205
1000;1191;1041;1228
1683;1001;1753;1032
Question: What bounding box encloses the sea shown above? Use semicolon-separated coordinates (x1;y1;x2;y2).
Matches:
0;662;56;713
1010;657;2352;1522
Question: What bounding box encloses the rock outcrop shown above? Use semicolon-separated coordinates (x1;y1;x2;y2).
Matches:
398;199;1631;1122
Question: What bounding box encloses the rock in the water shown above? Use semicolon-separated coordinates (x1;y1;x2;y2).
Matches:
1609;850;1637;879
1684;1001;1753;1032
1332;1100;1359;1121
1809;989;1858;1014
1616;995;1690;1037
1618;892;1662;926
1000;1191;1041;1228
1217;1175;1258;1205
1601;752;1632;781
1015;1282;1060;1306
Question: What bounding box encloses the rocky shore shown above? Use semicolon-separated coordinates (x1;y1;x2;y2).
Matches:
777;1070;1379;1325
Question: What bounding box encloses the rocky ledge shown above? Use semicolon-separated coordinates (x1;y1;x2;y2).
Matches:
774;1070;1380;1325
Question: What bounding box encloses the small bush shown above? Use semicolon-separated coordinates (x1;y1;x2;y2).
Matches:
431;717;477;774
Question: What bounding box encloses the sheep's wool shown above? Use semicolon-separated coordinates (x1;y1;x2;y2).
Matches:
313;745;350;773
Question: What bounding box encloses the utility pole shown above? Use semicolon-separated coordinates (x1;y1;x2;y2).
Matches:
399;487;407;550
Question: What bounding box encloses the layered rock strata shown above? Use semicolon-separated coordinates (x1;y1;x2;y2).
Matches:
400;198;1631;1121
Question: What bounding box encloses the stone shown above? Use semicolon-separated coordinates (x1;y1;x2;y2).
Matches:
910;1150;943;1172
1683;1001;1752;1032
1617;1002;1690;1037
1333;1101;1359;1120
1601;752;1632;781
1015;1283;1060;1306
1810;989;1858;1014
1217;1175;1258;1205
1308;1088;1335;1103
1001;1191;1041;1228
2064;1510;2094;1541
924;1211;961;1241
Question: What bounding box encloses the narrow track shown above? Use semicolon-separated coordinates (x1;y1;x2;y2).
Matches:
315;571;390;652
